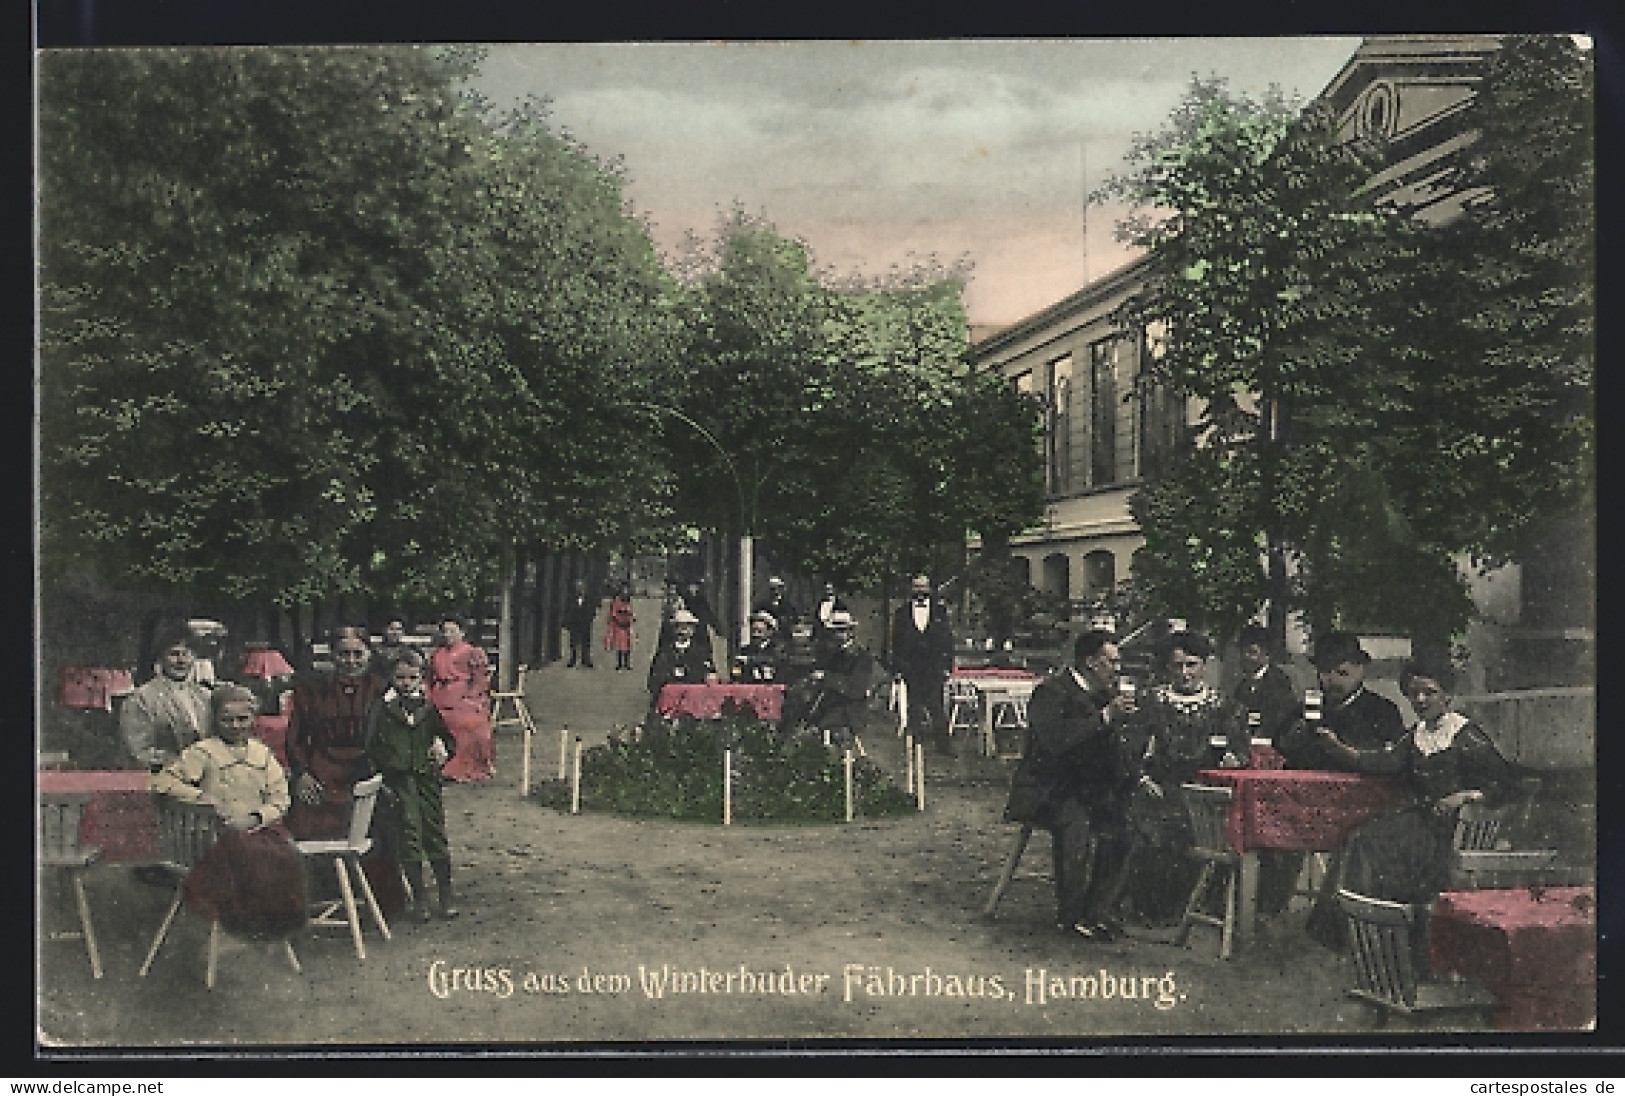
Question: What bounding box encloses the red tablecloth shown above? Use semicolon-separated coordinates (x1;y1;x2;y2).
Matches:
38;770;160;863
55;666;135;711
1429;887;1596;1031
656;684;785;722
950;668;1041;681
1197;769;1409;854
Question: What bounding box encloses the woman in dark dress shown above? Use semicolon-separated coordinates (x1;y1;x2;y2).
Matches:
1317;658;1519;905
1113;631;1234;925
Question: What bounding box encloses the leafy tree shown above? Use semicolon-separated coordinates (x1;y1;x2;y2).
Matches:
1100;51;1592;651
39;47;686;617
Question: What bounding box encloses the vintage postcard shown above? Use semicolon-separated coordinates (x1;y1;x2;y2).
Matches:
34;34;1596;1052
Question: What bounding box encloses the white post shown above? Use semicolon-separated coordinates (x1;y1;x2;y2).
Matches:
823;727;831;749
904;734;915;794
521;715;532;798
915;742;926;811
570;738;583;815
739;533;754;651
843;749;854;823
557;723;569;781
723;748;732;826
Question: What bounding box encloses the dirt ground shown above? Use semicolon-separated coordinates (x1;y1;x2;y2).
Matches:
37;601;1475;1050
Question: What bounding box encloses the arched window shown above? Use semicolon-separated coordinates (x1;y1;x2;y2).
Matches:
1041;553;1071;601
1083;550;1116;597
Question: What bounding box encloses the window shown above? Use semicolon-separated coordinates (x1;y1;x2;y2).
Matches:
1136;323;1186;480
1083;550;1116;597
1088;339;1116;486
1046;356;1073;495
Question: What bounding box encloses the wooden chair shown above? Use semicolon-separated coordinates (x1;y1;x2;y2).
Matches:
140;799;302;989
491;664;537;736
1174;783;1241;959
988;695;1029;760
944;679;981;743
294;773;392;960
1453;776;1541;852
40;792;102;979
1335;888;1498;1027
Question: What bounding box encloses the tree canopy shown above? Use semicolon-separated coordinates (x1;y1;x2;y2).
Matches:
40;47;686;610
1099;43;1593;648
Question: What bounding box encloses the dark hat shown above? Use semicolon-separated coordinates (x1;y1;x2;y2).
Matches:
1312;631;1370;670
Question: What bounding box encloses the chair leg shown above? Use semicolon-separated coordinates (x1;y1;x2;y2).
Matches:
983;825;1032;918
72;870;102;979
139;887;185;977
1174;863;1214;948
333;857;366;960
283;938;302;974
349;854;392;941
1218;864;1237;961
205;919;220;991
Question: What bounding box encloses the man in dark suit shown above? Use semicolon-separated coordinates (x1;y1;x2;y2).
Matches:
889;574;956;756
1232;622;1305;918
1279;630;1408;948
565;579;598;669
755;576;801;632
1003;629;1137;940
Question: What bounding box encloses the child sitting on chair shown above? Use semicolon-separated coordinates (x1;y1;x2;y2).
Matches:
150;684;306;937
366;651;460;922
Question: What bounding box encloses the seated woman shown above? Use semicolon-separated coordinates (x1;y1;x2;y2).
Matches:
1316;658;1519;906
150;685;306;937
1111;630;1234;926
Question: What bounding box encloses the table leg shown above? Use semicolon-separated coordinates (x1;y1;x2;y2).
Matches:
981;698;994;758
1235;851;1260;953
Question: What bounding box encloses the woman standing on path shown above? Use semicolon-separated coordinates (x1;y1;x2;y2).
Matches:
605;583;636;672
429;617;494;782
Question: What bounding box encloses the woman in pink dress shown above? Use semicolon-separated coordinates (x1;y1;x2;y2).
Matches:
428;617;494;782
604;582;636;671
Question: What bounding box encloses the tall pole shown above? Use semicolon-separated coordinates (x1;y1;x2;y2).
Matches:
625;401;752;655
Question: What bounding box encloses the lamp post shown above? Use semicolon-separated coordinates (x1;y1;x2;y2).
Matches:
626;401;754;651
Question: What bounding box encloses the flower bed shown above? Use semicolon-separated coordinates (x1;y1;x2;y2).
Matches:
531;714;915;824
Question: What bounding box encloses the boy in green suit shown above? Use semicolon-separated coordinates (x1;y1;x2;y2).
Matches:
366;651;460;921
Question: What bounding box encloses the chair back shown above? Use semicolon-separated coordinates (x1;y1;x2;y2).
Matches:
1336;888;1421;1009
39;793;93;865
346;773;386;850
1452;800;1504;851
947;679;981;703
155;798;225;871
1180;783;1236;855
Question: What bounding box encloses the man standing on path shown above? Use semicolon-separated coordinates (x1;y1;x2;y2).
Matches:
889;574;956;756
1002;629;1137;940
565;579;598;669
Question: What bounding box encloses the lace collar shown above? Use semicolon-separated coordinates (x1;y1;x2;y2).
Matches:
1412;710;1468;757
1156;683;1221;713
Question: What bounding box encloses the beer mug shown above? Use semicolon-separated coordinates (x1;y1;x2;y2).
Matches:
1304;688;1323;723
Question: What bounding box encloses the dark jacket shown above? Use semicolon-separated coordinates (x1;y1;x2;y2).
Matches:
809;640;873;733
1004;670;1124;826
1280;685;1407;770
731;639;782;684
365;690;457;777
565;592;598;636
646;638;717;696
1230;663;1299;744
889;599;954;682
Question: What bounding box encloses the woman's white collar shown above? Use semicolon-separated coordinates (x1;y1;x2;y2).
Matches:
1413;710;1467;756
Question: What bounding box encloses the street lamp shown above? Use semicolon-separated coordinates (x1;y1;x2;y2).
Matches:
625;401;754;651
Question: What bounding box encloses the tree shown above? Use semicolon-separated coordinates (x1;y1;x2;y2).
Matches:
670;214;1045;595
1101;45;1594;652
39;48;686;620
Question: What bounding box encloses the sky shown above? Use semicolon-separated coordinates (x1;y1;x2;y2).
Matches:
472;38;1364;328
